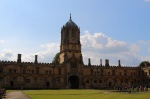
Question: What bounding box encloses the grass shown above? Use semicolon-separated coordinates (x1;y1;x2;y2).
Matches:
22;89;150;99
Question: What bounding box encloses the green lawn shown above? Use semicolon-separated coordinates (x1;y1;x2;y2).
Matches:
23;89;150;99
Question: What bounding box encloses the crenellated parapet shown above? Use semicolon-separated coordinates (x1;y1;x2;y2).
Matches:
84;58;140;70
0;54;56;67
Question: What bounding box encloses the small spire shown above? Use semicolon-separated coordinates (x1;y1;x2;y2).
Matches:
70;13;71;20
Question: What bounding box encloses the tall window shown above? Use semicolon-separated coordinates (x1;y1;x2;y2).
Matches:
138;71;141;76
101;70;103;76
9;69;12;73
86;80;89;83
0;77;3;82
58;68;61;75
66;29;69;38
112;70;115;76
36;67;39;74
119;72;122;76
0;67;3;73
23;69;26;74
26;79;30;83
108;72;110;75
71;29;74;38
91;69;93;75
14;69;16;73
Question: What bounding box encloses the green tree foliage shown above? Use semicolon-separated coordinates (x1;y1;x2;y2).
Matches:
139;61;150;67
52;52;60;63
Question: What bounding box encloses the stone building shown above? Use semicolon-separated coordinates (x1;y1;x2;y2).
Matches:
0;15;150;89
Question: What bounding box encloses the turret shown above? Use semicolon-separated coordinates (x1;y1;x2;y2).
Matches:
88;58;91;66
100;59;102;66
17;54;21;63
105;59;109;67
118;60;121;67
34;55;38;64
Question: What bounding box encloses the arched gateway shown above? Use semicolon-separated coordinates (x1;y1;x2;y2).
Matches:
69;75;79;89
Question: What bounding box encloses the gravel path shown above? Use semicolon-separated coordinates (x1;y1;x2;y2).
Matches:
6;91;31;99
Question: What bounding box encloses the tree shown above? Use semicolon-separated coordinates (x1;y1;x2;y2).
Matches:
52;52;60;63
139;61;150;67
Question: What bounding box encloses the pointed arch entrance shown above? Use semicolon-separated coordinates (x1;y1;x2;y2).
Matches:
68;75;79;89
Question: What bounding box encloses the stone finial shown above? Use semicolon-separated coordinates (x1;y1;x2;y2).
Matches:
100;59;102;66
34;55;38;64
105;59;109;67
80;54;83;64
118;60;121;67
17;54;21;63
88;58;91;66
70;13;72;20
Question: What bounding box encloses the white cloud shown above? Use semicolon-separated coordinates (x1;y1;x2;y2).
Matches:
130;44;140;52
81;31;141;66
81;31;128;53
0;31;147;66
0;43;59;63
148;48;150;53
0;40;4;44
0;49;16;61
138;40;150;45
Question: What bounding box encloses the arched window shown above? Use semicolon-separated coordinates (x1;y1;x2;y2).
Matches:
66;29;69;38
58;68;61;75
71;29;74;38
70;61;77;68
94;79;97;83
86;79;89;83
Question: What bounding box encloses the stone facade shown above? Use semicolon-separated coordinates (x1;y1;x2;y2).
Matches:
0;15;150;89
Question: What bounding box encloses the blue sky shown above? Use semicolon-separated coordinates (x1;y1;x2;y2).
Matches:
0;0;150;66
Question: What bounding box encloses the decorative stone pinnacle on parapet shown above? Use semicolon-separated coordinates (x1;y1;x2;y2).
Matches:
105;59;109;67
17;54;21;63
88;58;91;66
34;55;38;64
118;60;121;67
100;59;102;66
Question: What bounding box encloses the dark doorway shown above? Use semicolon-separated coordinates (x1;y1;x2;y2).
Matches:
10;81;14;87
109;82;111;87
69;75;79;89
46;82;50;87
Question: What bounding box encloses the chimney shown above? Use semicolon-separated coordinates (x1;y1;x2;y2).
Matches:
88;58;91;66
118;60;121;67
34;55;38;64
17;54;21;63
105;59;109;67
100;59;102;66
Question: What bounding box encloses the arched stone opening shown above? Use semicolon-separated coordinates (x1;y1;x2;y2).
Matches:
68;75;79;89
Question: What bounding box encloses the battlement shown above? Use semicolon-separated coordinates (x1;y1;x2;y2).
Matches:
85;58;140;69
84;64;140;69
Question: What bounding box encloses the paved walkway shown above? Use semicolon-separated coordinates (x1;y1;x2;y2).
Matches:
6;91;31;99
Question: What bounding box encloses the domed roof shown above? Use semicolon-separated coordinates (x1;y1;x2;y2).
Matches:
64;14;77;27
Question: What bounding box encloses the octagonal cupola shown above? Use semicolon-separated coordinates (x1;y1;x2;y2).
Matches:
64;14;77;27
